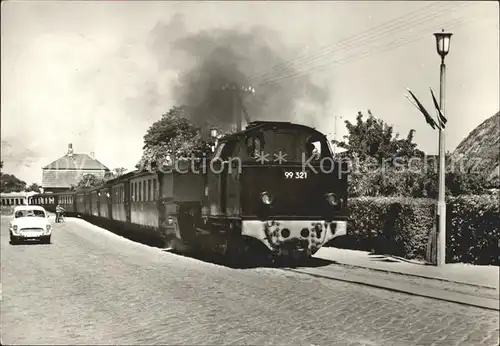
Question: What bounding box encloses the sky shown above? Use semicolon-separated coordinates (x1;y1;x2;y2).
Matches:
1;1;499;185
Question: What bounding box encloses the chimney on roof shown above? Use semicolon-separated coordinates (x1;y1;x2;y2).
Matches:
67;143;73;156
90;152;95;159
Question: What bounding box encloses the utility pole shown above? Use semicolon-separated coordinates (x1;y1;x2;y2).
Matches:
222;83;255;132
233;86;242;132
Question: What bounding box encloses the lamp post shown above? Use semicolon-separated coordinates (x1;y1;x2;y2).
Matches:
433;29;452;266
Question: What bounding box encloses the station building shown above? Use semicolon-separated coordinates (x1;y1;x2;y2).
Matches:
41;143;110;193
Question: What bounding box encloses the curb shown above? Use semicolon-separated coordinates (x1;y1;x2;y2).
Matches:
314;255;498;290
286;267;500;311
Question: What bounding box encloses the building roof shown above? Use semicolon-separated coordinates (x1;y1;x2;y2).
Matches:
42;170;107;189
43;153;109;170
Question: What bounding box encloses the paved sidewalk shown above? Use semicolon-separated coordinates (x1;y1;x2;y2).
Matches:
315;247;499;289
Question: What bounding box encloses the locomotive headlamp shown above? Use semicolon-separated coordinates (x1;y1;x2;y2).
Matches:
261;192;273;205
325;193;339;206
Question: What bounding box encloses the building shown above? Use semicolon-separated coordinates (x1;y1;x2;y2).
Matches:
41;143;110;193
1;191;37;206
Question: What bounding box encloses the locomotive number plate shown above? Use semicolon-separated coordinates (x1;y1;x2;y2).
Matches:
284;171;308;179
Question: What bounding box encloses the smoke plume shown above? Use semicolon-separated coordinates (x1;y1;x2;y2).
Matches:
149;15;329;132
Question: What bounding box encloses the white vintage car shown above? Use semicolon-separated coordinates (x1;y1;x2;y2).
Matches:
9;205;52;244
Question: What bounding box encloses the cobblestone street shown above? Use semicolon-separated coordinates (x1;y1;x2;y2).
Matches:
1;217;499;345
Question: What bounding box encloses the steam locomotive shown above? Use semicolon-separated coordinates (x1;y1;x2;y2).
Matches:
30;121;349;263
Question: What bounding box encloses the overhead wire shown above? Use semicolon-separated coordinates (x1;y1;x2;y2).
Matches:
250;2;473;86
248;2;451;82
237;13;478;122
258;13;477;87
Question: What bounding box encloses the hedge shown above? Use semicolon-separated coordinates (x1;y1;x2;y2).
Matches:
328;194;499;265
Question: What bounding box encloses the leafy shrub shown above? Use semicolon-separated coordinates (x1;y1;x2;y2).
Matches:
348;163;491;198
446;195;499;265
328;194;499;265
330;197;434;259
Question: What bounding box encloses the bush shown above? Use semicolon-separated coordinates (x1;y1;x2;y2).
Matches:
330;197;435;259
329;194;499;265
348;165;491;199
446;195;499;265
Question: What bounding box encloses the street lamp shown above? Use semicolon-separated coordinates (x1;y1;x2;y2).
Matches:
210;127;218;139
434;30;453;59
433;29;452;266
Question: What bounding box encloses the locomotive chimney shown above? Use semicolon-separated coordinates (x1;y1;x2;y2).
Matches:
67;143;73;156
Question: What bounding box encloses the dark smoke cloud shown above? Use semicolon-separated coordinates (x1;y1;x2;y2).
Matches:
148;15;330;132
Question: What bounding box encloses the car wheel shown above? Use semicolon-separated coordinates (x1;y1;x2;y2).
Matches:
41;236;51;244
10;236;20;245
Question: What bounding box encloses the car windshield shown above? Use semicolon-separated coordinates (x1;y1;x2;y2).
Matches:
15;210;45;218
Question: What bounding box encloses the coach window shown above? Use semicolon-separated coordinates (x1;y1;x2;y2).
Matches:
152;179;157;200
145;180;149;201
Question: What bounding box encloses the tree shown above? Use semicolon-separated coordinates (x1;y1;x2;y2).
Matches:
1;173;27;193
334;110;487;197
139;106;212;170
76;174;105;189
332;110;423;164
26;183;41;193
113;167;127;177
